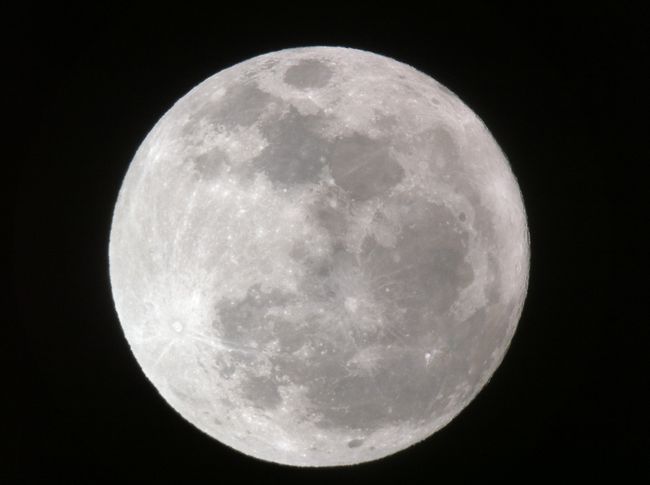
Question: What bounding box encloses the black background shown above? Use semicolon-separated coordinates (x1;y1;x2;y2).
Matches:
9;4;647;483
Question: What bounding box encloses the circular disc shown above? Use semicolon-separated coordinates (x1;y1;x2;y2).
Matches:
109;46;530;466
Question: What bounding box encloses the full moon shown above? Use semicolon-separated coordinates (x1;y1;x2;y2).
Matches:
109;46;529;466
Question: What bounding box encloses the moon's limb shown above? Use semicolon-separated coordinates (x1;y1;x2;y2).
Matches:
109;46;529;466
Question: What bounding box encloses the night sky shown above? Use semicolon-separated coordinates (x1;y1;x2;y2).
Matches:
10;4;647;483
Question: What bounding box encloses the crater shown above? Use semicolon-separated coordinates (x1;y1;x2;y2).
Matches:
347;438;364;448
284;59;333;89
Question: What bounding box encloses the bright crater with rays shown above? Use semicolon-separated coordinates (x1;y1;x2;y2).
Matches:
109;46;529;466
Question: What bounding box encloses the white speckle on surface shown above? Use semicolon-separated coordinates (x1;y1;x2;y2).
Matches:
345;297;359;313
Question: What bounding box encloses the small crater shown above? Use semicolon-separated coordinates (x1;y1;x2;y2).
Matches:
458;212;466;221
347;438;364;448
284;59;333;89
171;321;184;333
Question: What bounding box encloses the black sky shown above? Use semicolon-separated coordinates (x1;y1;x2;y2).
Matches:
9;4;648;483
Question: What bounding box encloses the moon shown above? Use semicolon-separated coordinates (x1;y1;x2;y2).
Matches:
109;46;529;467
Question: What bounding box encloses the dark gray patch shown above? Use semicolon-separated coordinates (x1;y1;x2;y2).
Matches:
243;58;279;80
214;285;314;357
250;108;330;185
347;438;364;448
191;146;228;179
284;59;333;89
330;133;405;201
373;113;398;134
215;285;294;347
184;82;274;133
306;349;444;432
460;299;516;379
458;212;466;221
485;252;501;304
240;375;283;409
285;312;438;432
311;204;348;240
431;126;459;164
289;241;308;260
303;186;349;243
216;83;273;127
288;238;337;297
406;126;459;168
310;376;392;431
371;352;444;422
363;196;473;321
275;324;308;354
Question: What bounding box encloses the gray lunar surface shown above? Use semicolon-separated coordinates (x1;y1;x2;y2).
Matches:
109;46;530;466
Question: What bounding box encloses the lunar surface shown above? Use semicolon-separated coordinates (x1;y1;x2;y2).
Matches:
109;46;529;466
